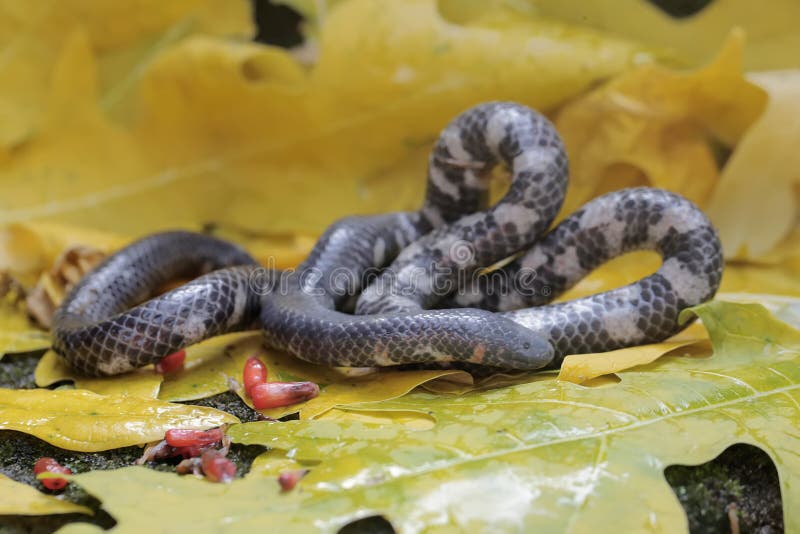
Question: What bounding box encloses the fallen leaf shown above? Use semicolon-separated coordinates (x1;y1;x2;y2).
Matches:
554;30;767;217
558;340;709;384
534;0;800;70
260;369;471;420
225;300;800;531
0;472;91;516
35;350;163;399
158;332;261;402
0;0;649;238
0;298;50;358
0;0;252;149
67;466;330;531
705;70;800;259
0;388;238;451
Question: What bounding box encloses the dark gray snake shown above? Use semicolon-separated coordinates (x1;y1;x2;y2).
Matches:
52;102;723;376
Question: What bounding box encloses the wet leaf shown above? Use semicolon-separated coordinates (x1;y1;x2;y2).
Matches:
0;473;91;516
67;466;327;531
160;331;473;418
0;388;238;451
35;350;163;399
257;369;470;420
0;2;797;530
558;339;708;384
226;300;800;531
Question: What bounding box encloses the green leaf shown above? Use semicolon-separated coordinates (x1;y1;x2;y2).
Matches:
67;466;330;531
219;300;800;531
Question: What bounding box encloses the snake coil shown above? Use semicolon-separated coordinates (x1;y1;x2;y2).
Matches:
53;102;723;376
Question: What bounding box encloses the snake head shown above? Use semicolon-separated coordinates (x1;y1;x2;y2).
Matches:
429;309;555;370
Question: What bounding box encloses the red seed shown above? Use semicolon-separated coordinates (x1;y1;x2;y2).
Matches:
250;381;320;410
165;428;224;448
33;457;71;490
155;349;186;374
201;450;236;483
243;356;268;396
277;469;309;491
172;445;207;459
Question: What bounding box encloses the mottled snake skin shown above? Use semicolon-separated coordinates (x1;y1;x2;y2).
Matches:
52;102;723;376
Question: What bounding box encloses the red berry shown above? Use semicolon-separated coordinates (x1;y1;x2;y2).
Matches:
243;356;268;396
155;350;186;374
165;428;224;448
33;457;71;491
277;469;309;491
250;381;320;410
201;450;236;483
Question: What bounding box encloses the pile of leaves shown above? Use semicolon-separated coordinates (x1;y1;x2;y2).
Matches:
1;0;799;531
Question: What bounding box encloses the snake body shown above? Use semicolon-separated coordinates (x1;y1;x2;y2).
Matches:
52;102;723;376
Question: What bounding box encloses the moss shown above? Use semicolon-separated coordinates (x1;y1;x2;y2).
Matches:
0;352;42;390
665;443;784;533
0;355;267;532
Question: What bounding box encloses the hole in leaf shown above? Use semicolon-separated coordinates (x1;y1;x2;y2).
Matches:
252;0;304;48
644;0;714;19
337;515;396;534
665;443;783;533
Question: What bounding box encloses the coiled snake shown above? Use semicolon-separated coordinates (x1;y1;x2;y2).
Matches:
52;102;723;376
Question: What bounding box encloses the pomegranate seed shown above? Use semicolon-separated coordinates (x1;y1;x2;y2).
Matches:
155;350;186;374
172;444;208;459
201;450;236;483
243;356;268;396
278;469;309;491
33;457;71;490
165;428;224;448
250;381;320;410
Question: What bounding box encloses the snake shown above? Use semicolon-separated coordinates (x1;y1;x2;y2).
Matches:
52;102;723;376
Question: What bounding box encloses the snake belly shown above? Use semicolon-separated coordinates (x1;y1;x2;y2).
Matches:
51;102;723;376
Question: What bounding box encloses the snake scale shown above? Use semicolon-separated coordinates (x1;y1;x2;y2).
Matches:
52;102;723;376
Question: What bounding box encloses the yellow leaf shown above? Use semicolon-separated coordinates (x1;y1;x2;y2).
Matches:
1;0;649;237
554;30;767;217
161;330;474;419
0;298;50;357
158;332;261;402
265;369;471;420
0;473;91;516
534;0;800;70
225;300;800;531
35;350;163;399
705;70;800;259
0;388;238;451
246;450;307;479
0;0;252;148
558;340;709;384
0;222;128;283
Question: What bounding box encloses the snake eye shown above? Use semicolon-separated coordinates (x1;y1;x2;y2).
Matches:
522;342;531;350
